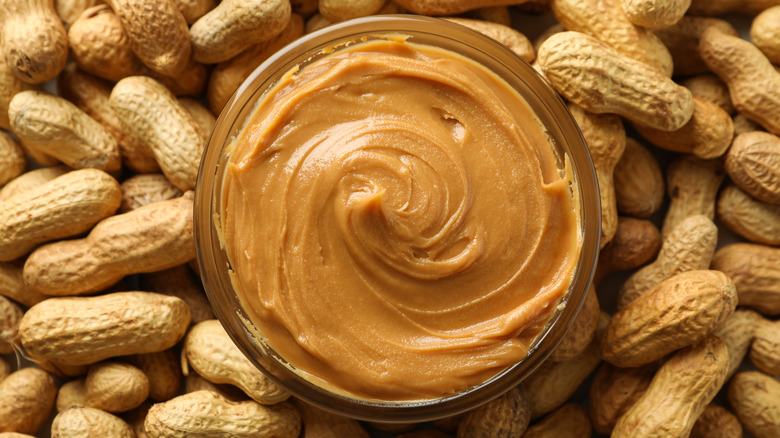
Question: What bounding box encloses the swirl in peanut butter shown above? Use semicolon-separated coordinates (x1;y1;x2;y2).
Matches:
221;39;582;401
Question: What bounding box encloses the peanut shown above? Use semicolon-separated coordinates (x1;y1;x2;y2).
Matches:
728;371;780;438
587;362;657;434
725;131;780;205
190;0;291;64
549;284;600;362
521;403;591;438
751;6;780;64
110;77;205;191
603;270;737;368
0;166;70;204
291;0;319;17
661;155;725;239
593;217;661;285
56;379;87;411
688;0;780;15
0;356;10;381
537;31;693;131
0;131;25;187
174;0;217;24
84;361;150;413
318;0;384;22
465;6;512;26
0;0;68;84
0;294;23;354
733;112;766;136
177;97;216;139
750;319;780;376
292;397;370;437
55;0;102;28
633;96;734;159
620;0;690;29
144;390;301;438
613;138;664;218
121;400;151;438
690;404;743;438
681;74;735;115
713;308;765;379
711;244;780;315
550;0;674;76
8;90;122;173
617;215;717;308
19;291;190;366
119;173;183;213
23;193;195;296
51;406;135;438
126;349;182;402
443;18;534;62
139;265;214;324
181;319;289;405
456;385;531;437
717;183;780;245
0;168;120;262
393;0;530;15
652;16;739;77
612;335;730;438
0;368;58;434
700;26;780;136
184;372;249;402
0;50;39;130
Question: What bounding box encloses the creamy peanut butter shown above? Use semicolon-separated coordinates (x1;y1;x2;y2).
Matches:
220;37;582;401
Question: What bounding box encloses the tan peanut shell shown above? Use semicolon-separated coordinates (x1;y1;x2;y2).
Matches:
700;26;780;136
9;90;121;173
0;0;68;84
690;404;744;438
0;294;23;354
110;76;205;191
319;0;384;22
19;291;191;366
612;335;729;438
733;112;765;137
522;403;591;438
0;356;10;381
178;98;216;140
292;398;370;437
0;433;37;438
291;0;319;17
725;131;780;205
0;132;25;187
550;0;673;76
55;0;102;28
126;349;182;402
174;0;217;23
51;406;134;438
549;284;599;362
653;16;738;77
603;270;737;368
102;0;191;76
139;265;214;324
751;6;780;64
181;320;289;405
688;0;780;15
144;390;301;438
84;361;150;412
617;215;718;309
717;183;780;246
443;18;534;62
457;386;530;437
393;0;530;15
682;74;736;115
728;371;780;438
613;138;664;219
593;217;661;285
23;193;195;296
621;0;690;29
56;379;87;412
750;319;780;376
0;368;58;434
185;372;249;402
713;308;765;379
0;168;120;262
208;13;305;114
633;96;734;159
119;173;183;213
0;165;70;203
662;155;725;239
57;63;159;173
190;0;291;64
0;50;39;130
588;362;656;434
537;31;693;131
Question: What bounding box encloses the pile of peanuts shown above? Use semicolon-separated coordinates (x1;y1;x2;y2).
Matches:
0;0;779;437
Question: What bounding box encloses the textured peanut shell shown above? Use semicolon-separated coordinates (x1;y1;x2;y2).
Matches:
23;193;195;296
588;362;656;434
751;6;780;64
733;113;765;137
51;406;134;438
190;0;291;64
0;49;39;130
178;98;216;140
522;403;591;438
56;0;102;28
110;76;205;191
443;18;534;62
613;335;729;438
593;217;661;285
319;0;384;22
139;265;213;324
0;168;120;262
0;132;25;187
717;183;780;246
549;284;599;362
550;0;673;76
293;397;370;437
0;368;58;434
537;31;692;131
725;131;780;205
621;0;690;28
618;215;717;309
144;390;301;438
456;385;530;437
653;16;738;77
689;0;780;15
690;404;744;438
56;379;87;412
682;74;736;115
750;319;780;376
613;138;664;218
633;96;734;159
728;371;780;438
713;308;765;379
19;291;191;366
85;362;150;412
394;0;530;15
174;0;217;23
119;173;182;213
182;320;289;405
0;165;69;203
662;155;725;239
712;243;780;315
700;27;780;136
604;270;737;368
0;0;68;84
207;14;305;114
126;349;182;402
0;356;9;381
0;295;22;354
185;372;249;402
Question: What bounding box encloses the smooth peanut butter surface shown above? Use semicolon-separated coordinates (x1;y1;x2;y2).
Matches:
221;38;582;401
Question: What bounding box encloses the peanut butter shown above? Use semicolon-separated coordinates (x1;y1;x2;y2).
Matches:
220;38;582;401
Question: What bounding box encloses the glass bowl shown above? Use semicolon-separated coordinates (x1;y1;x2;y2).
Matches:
194;15;600;423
